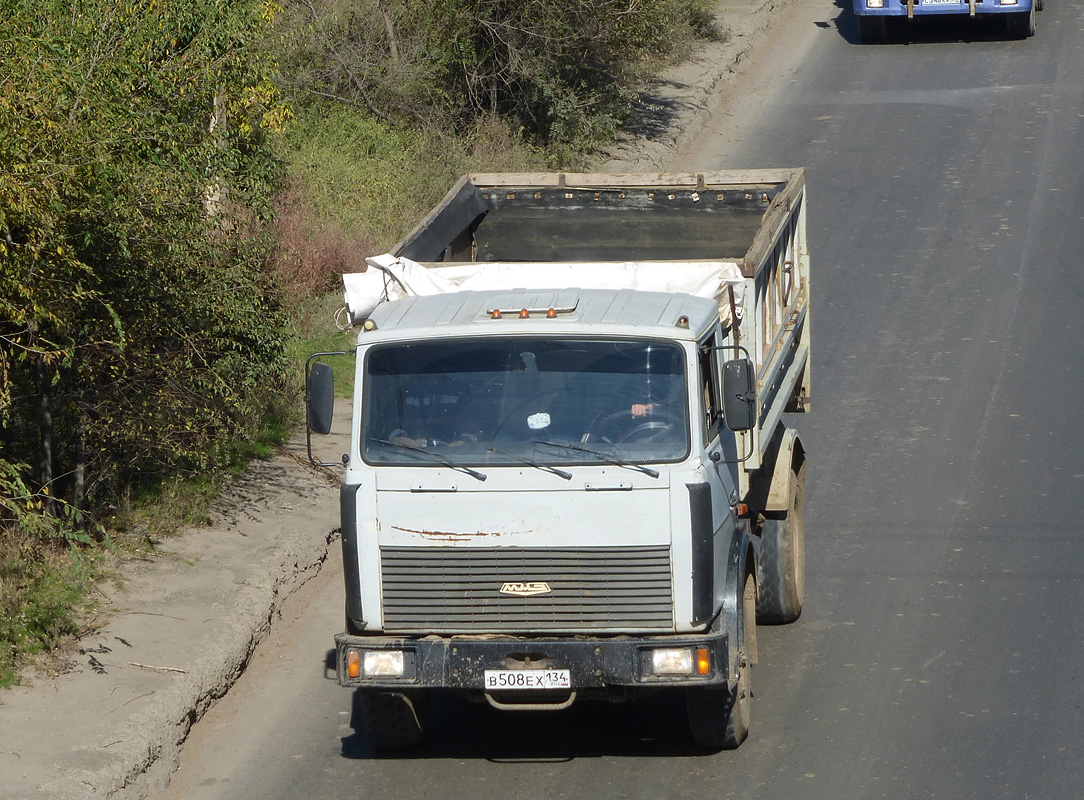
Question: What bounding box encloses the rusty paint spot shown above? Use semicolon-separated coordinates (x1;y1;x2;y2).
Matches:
391;526;508;544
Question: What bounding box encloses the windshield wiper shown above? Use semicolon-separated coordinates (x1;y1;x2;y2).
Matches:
487;448;572;480
369;438;487;482
533;441;659;479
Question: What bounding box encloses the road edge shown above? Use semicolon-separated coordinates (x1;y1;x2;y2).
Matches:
601;0;796;171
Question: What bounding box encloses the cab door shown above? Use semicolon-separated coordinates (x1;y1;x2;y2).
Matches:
692;326;741;625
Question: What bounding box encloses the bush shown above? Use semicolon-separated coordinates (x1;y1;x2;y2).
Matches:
278;0;721;149
0;0;292;680
1;0;290;516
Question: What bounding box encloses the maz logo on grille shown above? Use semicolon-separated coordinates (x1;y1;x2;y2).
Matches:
499;581;552;597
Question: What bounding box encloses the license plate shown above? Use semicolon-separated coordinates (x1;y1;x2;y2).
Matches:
923;0;961;5
484;669;571;690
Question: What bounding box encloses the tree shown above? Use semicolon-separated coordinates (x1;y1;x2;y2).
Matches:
277;0;718;147
1;0;291;531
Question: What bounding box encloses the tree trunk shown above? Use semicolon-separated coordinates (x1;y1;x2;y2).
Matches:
377;1;400;63
35;357;56;516
73;407;87;530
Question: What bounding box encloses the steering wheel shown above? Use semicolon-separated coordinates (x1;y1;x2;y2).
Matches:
588;408;679;444
619;419;677;444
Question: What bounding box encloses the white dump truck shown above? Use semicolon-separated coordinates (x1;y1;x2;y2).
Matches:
306;169;811;750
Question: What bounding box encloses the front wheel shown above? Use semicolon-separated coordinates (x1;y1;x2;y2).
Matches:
355;689;428;748
686;572;756;749
1006;6;1036;38
856;15;887;43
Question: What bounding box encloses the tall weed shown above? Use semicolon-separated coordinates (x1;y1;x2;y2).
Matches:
268;106;554;305
0;533;91;686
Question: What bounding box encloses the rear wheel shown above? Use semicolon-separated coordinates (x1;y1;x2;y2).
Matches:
686;572;756;749
757;465;806;624
356;689;428;748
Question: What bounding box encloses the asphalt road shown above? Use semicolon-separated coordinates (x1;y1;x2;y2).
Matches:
151;2;1084;798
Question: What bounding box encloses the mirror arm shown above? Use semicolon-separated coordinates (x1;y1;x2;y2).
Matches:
704;344;757;464
306;351;349;468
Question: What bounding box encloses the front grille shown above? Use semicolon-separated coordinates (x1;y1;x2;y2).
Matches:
379;546;674;633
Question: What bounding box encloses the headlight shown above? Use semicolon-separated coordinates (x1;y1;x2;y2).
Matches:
363;650;406;677
651;648;695;675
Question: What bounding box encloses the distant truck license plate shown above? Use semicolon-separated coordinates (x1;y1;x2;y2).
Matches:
484;669;571;690
923;0;961;4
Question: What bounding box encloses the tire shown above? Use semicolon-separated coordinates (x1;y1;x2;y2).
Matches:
686;572;756;750
1006;6;1036;38
856;15;887;43
757;465;805;624
356;689;428;748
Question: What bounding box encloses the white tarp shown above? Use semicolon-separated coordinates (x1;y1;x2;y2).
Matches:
343;253;747;325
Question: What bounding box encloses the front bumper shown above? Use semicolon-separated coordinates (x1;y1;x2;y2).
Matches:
335;632;730;691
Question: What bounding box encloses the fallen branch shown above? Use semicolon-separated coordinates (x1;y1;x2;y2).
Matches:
128;662;186;674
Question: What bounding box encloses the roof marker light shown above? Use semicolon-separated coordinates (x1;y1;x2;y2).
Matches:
519;308;530;319
676;315;690;329
547;308;557;318
491;309;502;319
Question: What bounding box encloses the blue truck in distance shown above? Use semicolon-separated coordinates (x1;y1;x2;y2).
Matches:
853;0;1040;42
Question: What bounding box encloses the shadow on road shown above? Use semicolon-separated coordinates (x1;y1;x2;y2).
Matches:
340;688;717;761
621;86;686;143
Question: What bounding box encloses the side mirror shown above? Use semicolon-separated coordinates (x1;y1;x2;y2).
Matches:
721;358;756;432
306;361;336;435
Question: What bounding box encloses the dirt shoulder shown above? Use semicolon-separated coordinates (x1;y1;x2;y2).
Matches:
0;2;793;798
601;0;794;172
0;417;349;800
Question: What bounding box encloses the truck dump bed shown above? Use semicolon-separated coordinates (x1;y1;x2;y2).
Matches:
395;170;802;271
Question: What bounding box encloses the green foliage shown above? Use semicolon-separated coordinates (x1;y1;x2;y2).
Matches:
283;107;417;238
0;535;91;686
277;0;720;149
284;292;357;398
268;0;720;300
1;0;293;679
1;0;290;513
269;104;550;300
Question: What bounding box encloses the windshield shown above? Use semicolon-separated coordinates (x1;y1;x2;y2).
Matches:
362;337;689;467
